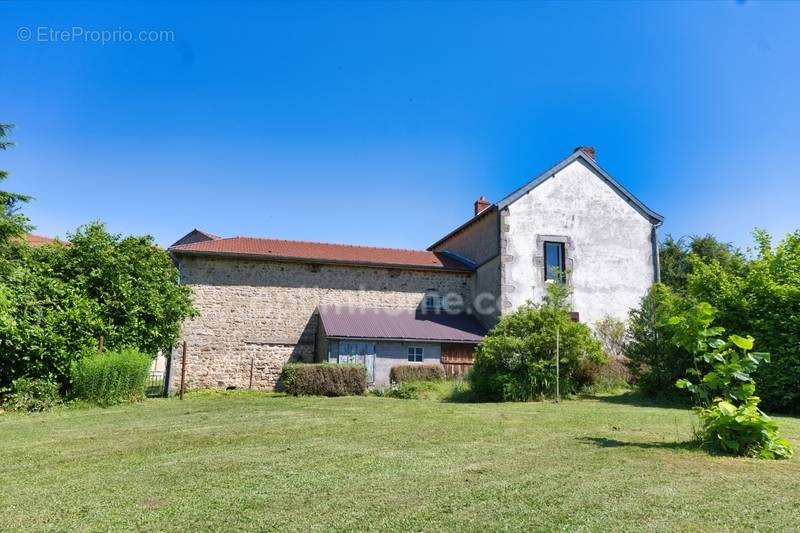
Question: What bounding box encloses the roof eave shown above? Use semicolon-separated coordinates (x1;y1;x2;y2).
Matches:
168;247;474;273
324;335;482;343
496;151;664;224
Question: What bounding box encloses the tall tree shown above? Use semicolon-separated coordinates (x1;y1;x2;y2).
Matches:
0;124;32;243
659;233;745;292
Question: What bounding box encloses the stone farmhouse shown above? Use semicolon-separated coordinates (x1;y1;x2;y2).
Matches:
167;147;663;390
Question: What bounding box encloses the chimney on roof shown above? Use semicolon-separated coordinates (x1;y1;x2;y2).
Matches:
474;196;491;216
574;146;597;160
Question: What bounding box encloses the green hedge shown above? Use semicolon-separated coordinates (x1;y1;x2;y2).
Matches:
390;364;445;384
280;364;366;396
70;348;151;406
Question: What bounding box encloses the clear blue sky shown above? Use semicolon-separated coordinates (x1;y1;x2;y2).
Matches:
1;1;798;249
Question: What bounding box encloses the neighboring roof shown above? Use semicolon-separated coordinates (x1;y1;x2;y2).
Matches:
170;236;474;271
23;234;62;247
428;149;663;250
171;228;222;247
318;305;486;343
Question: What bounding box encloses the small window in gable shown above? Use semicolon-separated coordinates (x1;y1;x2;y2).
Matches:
423;290;443;312
544;241;566;282
407;346;424;363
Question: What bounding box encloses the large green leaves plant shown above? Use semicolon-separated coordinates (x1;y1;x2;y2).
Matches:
668;303;793;459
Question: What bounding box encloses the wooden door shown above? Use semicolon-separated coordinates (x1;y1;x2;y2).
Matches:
440;343;476;378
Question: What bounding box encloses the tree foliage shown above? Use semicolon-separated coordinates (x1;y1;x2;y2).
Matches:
659;234;745;293
470;281;605;401
593;315;627;360
0;123;196;389
687;229;800;411
0;223;196;388
0;124;32;245
624;283;693;396
627;229;800;412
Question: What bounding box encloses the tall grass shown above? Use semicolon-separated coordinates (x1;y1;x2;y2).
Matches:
70;348;151;406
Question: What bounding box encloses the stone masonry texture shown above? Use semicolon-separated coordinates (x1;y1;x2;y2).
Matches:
169;257;472;392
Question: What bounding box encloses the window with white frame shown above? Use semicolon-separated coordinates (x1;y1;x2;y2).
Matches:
407;346;424;363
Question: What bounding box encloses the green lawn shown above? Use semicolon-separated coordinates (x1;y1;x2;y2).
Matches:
2;392;799;532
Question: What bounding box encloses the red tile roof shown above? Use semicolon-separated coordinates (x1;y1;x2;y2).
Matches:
23;234;62;247
318;305;486;343
169;235;473;271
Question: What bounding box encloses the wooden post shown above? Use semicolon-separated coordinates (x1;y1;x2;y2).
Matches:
98;335;105;353
179;341;187;400
555;323;560;403
249;357;255;389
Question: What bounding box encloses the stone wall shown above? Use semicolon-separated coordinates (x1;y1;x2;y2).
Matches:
432;209;501;328
169;257;472;392
431;209;499;265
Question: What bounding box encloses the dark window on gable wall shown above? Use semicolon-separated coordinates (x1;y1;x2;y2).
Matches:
544;241;565;281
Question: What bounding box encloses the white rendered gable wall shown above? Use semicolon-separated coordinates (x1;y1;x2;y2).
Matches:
501;159;655;325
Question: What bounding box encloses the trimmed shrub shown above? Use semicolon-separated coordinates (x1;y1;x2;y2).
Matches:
70;348;151;406
0;378;62;412
280;364;366;396
389;364;444;384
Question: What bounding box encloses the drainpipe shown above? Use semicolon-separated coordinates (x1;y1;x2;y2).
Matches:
651;222;663;283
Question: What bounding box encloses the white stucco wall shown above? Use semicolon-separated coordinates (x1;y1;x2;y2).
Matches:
501;158;656;325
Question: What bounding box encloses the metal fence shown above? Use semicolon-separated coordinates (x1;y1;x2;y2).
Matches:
146;370;167;397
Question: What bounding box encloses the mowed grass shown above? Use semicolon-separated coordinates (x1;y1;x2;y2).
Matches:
2;392;799;532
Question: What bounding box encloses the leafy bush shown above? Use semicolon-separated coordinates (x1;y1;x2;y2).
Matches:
470;281;605;402
70;348;151;406
573;357;631;393
625;284;693;396
593;315;628;360
669;302;793;459
696;399;792;459
0;377;61;412
0;222;196;390
280;364;366;396
687;229;800;412
390;364;444;383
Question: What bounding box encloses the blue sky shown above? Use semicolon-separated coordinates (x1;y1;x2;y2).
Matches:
1;1;798;249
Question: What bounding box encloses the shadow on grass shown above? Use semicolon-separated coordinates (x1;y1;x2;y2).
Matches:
577;436;699;451
584;391;692;410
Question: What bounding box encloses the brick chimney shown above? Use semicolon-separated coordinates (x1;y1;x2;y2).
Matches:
574;146;596;160
474;196;491;216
